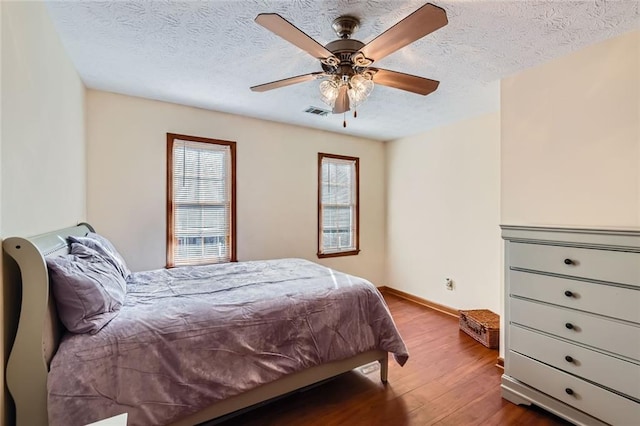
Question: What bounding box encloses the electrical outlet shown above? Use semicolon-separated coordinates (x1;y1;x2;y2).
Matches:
445;278;454;291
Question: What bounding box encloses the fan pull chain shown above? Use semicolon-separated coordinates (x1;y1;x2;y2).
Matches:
343;112;347;128
354;107;357;118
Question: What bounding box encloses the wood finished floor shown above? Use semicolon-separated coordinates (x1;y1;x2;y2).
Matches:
218;293;571;426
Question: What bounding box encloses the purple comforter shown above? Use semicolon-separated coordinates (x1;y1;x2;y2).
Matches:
47;259;408;425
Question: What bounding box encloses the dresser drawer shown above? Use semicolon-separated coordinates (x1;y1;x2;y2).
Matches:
510;325;640;399
510;297;640;361
508;351;640;426
510;270;640;323
509;242;639;286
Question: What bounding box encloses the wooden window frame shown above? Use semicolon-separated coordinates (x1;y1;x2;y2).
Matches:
166;133;237;267
317;153;360;258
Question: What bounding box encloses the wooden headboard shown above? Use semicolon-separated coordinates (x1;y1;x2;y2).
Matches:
3;223;94;426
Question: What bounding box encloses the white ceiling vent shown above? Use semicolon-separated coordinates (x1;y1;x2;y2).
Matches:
304;106;330;117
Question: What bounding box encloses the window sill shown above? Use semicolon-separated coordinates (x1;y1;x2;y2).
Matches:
166;258;237;268
317;249;360;259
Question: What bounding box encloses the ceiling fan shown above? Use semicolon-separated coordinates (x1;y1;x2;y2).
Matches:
250;3;448;126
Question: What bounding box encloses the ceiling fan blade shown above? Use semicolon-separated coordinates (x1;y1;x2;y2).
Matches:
255;13;334;60
371;68;439;95
333;85;350;114
250;72;325;92
360;3;447;63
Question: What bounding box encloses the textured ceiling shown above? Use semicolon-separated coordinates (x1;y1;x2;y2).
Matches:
46;1;639;141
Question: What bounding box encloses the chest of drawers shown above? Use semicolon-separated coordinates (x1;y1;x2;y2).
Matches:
501;226;640;426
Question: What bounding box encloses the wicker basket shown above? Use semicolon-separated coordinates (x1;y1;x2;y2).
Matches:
459;309;500;349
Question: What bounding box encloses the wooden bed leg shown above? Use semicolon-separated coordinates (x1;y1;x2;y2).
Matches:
379;352;389;384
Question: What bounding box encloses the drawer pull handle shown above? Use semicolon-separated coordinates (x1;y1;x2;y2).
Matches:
565;355;574;363
565;388;574;396
565;323;574;330
564;290;574;297
563;258;573;265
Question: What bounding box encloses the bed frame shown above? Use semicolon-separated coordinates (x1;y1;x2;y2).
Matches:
3;223;388;426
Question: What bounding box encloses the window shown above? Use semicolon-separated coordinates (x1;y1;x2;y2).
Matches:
167;133;236;267
317;153;360;258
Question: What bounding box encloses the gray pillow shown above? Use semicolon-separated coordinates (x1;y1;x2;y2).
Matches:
68;232;131;279
47;243;127;334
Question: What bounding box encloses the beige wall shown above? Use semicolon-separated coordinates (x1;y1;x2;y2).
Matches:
86;90;387;285
1;1;87;424
385;112;502;314
501;30;640;227
1;3;86;237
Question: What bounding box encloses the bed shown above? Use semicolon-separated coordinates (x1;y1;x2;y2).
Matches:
3;223;408;426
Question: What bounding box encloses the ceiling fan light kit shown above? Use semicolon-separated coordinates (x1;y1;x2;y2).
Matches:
251;3;448;128
319;74;374;109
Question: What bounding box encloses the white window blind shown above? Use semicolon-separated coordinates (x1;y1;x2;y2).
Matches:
318;154;359;256
171;138;233;266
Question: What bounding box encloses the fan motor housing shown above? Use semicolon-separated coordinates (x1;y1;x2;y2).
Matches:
322;39;366;73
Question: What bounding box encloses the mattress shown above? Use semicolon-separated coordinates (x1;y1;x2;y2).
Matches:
47;258;408;425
